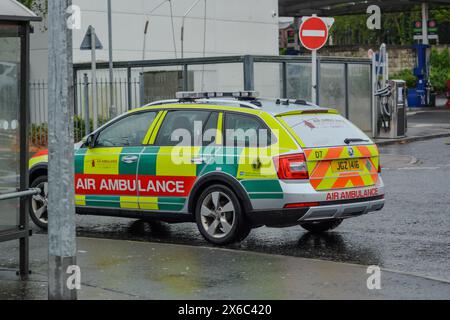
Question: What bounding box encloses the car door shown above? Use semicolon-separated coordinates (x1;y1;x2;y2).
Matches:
137;109;216;212
221;112;282;200
74;111;158;210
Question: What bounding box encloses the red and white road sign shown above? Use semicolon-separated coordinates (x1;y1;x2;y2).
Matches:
299;16;329;51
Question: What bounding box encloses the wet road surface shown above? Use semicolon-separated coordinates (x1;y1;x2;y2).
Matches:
31;138;450;282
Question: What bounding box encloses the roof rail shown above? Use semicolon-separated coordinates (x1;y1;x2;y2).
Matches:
143;92;262;110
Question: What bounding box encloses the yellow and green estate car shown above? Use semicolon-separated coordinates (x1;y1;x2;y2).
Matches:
29;91;385;245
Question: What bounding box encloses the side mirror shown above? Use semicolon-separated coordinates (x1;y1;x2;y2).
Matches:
86;135;95;149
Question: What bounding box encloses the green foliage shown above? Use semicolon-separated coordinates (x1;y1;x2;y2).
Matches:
74;115;108;142
391;49;450;92
391;69;417;88
331;7;449;46
430;49;450;92
18;0;34;8
30;116;109;147
30;123;48;146
18;0;47;16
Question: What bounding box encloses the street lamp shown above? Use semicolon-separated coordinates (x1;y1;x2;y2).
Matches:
142;0;178;61
107;0;115;118
181;0;204;59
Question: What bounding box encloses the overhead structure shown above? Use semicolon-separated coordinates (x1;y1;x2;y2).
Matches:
279;0;450;17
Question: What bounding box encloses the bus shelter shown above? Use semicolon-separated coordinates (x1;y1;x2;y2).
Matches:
0;0;41;279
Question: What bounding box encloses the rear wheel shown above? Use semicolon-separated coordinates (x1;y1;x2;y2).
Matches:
195;185;250;245
29;175;48;229
300;219;343;233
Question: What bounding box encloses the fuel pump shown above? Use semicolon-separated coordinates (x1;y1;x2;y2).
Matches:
374;44;408;139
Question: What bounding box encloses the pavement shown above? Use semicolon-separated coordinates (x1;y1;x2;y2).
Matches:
375;103;450;146
0;234;449;300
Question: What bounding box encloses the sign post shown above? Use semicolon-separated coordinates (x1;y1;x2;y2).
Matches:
299;15;334;104
80;26;103;130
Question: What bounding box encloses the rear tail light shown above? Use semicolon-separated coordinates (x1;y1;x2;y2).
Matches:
284;202;320;209
378;163;382;173
274;153;309;180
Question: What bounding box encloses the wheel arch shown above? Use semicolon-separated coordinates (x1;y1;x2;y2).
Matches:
29;164;48;185
187;172;253;216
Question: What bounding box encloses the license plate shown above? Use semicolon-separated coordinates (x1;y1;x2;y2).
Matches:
331;159;362;172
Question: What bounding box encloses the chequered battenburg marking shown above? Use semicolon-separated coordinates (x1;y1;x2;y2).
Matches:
305;145;380;191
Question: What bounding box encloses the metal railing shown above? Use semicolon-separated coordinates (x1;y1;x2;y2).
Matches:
0;189;40;201
29;54;374;148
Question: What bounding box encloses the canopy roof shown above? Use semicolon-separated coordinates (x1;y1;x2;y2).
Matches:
279;0;450;16
0;0;41;22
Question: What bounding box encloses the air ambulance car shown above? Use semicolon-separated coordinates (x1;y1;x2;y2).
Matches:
29;92;385;245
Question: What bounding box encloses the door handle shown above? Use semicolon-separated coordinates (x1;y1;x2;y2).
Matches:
252;158;262;170
121;156;139;164
191;158;206;164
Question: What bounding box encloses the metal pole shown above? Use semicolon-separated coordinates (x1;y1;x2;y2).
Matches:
83;74;91;136
372;54;377;138
183;64;189;91
142;20;149;63
90;26;98;130
344;63;349;118
243;55;255;91
422;2;429;45
311;50;317;104
19;22;31;280
281;61;287;99
107;0;116;119
181;0;203;59
127;67;132;110
139;72;145;106
47;0;77;300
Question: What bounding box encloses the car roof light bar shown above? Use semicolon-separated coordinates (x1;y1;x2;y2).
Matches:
176;91;259;100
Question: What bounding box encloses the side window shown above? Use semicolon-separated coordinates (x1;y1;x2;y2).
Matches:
225;113;272;147
95;111;157;147
155;110;211;147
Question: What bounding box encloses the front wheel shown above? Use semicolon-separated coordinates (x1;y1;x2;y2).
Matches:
29;175;48;229
300;219;343;233
195;185;250;245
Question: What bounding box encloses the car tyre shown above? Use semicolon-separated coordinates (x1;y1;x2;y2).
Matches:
195;184;250;245
300;219;343;233
29;175;48;230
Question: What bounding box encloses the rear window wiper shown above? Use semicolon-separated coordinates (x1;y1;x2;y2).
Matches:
344;138;369;145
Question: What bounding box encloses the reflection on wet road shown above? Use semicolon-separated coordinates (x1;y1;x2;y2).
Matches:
32;138;450;282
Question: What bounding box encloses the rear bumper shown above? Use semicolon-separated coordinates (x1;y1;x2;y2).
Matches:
299;196;385;222
248;195;385;227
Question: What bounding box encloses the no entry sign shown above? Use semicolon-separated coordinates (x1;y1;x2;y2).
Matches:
299;16;329;51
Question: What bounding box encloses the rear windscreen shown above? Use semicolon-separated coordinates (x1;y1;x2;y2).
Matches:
280;114;372;148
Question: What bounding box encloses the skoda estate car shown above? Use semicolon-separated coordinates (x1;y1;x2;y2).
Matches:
29;92;385;245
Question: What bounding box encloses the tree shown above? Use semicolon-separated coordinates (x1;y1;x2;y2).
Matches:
18;0;47;15
331;6;449;46
19;0;34;7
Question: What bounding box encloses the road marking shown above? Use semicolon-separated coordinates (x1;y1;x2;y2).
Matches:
398;167;440;170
